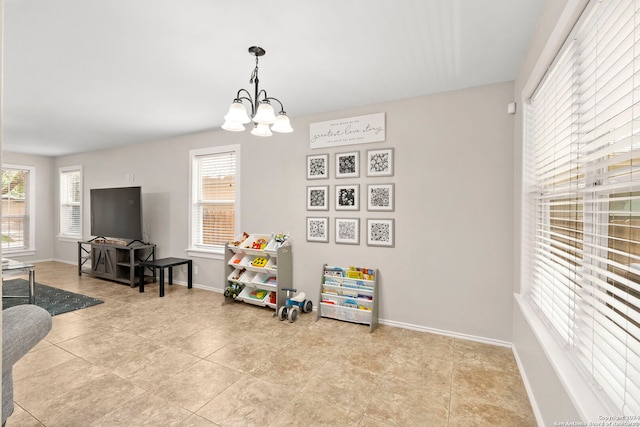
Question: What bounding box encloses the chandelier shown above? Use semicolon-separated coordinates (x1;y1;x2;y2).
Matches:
222;46;293;137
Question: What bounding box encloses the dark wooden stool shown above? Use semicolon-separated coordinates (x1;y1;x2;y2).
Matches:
139;257;192;297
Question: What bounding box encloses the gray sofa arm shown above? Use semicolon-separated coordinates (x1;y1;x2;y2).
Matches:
2;305;52;368
2;305;52;425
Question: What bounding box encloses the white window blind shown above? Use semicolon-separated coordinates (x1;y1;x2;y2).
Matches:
60;167;82;238
1;165;34;251
525;0;640;415
190;146;239;251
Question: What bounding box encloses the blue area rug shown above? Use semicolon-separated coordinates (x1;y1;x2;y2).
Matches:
2;279;104;316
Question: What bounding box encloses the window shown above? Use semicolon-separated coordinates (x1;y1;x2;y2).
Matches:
525;0;640;415
189;145;240;256
1;164;35;253
59;166;82;239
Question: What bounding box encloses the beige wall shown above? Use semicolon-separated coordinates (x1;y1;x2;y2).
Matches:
39;80;516;343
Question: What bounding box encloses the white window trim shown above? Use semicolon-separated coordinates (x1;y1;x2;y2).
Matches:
518;0;630;420
2;163;36;255
58;165;83;241
187;145;241;259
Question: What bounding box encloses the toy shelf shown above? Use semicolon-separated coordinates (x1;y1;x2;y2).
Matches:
228;234;271;256
237;286;275;308
316;264;378;332
264;238;286;255
252;272;277;290
264;258;277;274
227;252;244;267
318;303;372;325
238;270;257;285
224;233;291;312
320;293;373;311
227;269;244;283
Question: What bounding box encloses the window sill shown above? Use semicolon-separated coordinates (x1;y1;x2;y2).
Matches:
1;249;36;258
186;248;224;261
58;235;82;243
515;293;617;422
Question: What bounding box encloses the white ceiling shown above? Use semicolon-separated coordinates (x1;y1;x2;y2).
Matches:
2;0;545;157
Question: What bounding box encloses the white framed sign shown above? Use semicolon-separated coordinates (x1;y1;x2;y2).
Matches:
310;113;385;149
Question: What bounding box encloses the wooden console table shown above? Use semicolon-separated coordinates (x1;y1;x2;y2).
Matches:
78;240;156;287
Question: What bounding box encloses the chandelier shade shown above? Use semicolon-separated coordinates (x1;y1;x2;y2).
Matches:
221;46;292;136
224;101;251;124
250;123;273;137
271;113;293;133
253;101;277;124
221;120;245;132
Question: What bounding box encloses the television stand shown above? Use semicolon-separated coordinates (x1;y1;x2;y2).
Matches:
78;240;156;287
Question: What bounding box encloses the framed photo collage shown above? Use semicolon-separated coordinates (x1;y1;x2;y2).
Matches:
305;147;395;247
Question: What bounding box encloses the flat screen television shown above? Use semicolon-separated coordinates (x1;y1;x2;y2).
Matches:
90;186;143;241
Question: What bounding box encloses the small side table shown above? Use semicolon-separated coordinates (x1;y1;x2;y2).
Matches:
139;257;192;297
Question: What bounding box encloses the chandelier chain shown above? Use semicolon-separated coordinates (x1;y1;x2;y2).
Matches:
250;57;259;85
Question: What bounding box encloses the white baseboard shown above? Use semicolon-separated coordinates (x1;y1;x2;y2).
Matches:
157;280;223;293
53;258;75;265
379;318;512;348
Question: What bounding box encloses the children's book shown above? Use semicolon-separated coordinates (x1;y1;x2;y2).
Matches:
346;270;364;279
324;266;344;277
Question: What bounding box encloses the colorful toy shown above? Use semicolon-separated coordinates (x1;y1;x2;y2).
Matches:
224;283;244;300
273;232;288;243
229;232;250;247
277;288;313;323
249;289;268;300
277;289;313;322
229;269;244;281
252;238;267;249
273;232;289;245
251;257;268;267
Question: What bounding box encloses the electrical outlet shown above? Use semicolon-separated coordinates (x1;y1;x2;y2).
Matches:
194;266;198;275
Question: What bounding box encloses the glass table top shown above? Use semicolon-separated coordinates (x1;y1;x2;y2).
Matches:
2;258;35;272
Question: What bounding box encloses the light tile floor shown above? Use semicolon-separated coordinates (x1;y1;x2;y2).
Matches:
6;261;536;426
